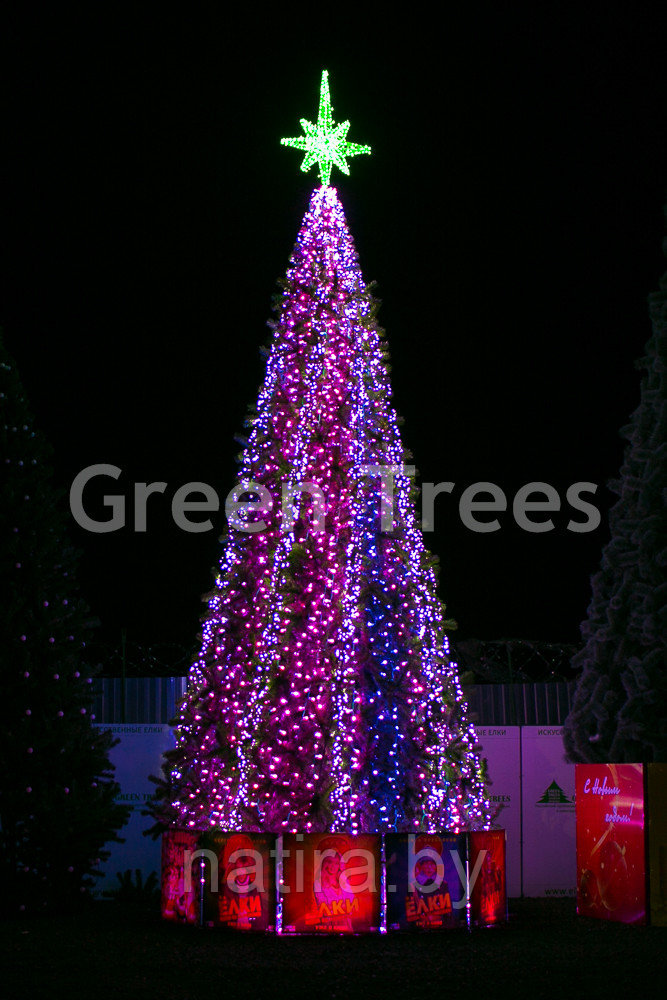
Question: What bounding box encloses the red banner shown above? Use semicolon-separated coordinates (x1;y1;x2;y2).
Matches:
575;763;647;924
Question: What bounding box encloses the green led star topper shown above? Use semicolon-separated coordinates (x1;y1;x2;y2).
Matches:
281;70;371;187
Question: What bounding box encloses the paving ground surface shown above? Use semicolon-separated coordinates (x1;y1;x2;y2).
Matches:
2;897;665;999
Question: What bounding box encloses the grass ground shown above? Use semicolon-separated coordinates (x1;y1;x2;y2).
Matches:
2;898;665;1000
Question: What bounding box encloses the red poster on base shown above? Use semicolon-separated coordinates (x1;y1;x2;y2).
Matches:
281;833;381;933
385;832;467;931
575;763;647;924
199;831;276;931
469;830;507;926
161;828;199;923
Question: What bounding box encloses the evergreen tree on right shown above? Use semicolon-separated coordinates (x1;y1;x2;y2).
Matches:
563;229;667;764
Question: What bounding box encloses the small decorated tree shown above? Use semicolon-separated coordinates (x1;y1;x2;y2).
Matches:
153;73;489;834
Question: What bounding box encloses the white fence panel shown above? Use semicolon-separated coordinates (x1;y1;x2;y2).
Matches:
476;727;521;897
521;726;576;897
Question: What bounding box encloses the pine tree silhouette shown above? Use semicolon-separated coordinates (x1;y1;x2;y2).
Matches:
0;334;129;914
563;227;667;763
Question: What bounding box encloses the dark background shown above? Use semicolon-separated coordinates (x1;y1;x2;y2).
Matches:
1;7;666;653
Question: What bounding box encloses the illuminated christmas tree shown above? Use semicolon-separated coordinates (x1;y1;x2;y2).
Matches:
154;73;489;834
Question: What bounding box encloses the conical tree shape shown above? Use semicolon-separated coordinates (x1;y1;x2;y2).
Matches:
563;231;667;763
154;187;489;833
0;334;129;914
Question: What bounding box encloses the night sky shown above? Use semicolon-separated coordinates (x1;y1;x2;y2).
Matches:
2;9;666;654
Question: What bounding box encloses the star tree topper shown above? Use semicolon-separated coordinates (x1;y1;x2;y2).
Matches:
281;70;371;187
